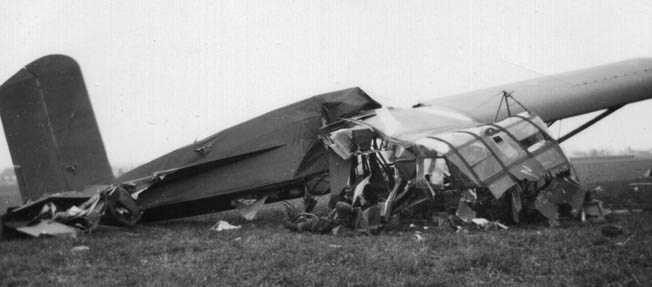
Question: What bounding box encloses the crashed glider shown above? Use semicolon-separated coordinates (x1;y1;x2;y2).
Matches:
0;55;651;238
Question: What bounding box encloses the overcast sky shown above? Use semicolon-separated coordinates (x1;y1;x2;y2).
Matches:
1;1;652;169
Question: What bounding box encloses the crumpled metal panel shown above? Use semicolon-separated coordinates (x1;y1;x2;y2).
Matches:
1;185;142;238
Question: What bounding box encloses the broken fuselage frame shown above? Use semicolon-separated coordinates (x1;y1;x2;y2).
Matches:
321;111;586;227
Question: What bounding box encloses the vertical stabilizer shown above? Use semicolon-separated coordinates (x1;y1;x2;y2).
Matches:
0;55;113;202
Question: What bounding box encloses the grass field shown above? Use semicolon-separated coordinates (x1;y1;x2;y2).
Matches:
571;157;651;188
1;202;651;287
1;157;652;286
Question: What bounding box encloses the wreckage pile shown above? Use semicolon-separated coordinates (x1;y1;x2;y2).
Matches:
1;108;601;239
1;185;141;238
284;111;598;234
3;57;651;239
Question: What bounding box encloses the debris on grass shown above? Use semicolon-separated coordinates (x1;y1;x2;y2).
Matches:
71;245;90;252
601;225;623;237
210;220;241;232
1;185;141;239
582;198;606;222
233;195;269;221
615;237;631;246
15;220;80;238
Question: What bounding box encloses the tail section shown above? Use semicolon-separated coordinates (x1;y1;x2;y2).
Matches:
0;55;113;202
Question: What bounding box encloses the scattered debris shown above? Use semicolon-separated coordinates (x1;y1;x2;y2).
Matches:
581;198;605;222
472;218;508;230
16;221;80;238
233;195;269;221
615;238;630;246
471;218;490;226
629;182;652;188
456;201;476;223
210;220;241;232
2;185;141;238
602;208;645;215
71;245;90;252
601;225;623;237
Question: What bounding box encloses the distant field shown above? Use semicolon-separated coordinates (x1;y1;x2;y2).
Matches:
570;156;652;209
571;156;651;185
1;157;652;286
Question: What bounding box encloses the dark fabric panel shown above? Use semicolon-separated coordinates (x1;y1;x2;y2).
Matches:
127;87;380;214
118;87;379;182
137;145;295;209
0;70;67;201
25;56;114;188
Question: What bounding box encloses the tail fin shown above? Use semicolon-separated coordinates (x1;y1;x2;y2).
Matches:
0;55;113;202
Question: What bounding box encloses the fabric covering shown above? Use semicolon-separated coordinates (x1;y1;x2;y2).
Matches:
116;88;381;219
